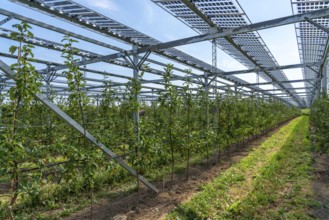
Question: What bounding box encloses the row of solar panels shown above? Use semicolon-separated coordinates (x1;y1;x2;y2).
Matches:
152;0;301;103
8;0;290;102
7;0;326;106
292;0;329;99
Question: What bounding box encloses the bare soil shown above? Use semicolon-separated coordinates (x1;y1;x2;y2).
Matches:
63;123;289;220
311;153;329;220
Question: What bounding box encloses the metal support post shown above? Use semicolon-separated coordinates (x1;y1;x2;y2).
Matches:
322;62;328;95
204;72;209;93
212;39;217;94
132;45;140;141
204;72;209;127
234;84;238;97
45;66;52;136
82;57;87;78
0;58;159;193
314;80;320;100
0;79;4;123
256;70;260;98
95;94;100;113
43;64;58;99
46;65;51;99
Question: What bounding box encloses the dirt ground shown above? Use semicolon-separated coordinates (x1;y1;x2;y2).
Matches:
64;124;287;220
311;153;329;220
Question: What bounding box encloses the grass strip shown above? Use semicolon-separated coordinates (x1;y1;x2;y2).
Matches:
223;116;314;219
167;117;313;219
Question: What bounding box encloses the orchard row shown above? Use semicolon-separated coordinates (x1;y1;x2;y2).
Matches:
0;22;300;219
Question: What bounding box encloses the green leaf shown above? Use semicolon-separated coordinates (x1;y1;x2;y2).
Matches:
9;46;18;54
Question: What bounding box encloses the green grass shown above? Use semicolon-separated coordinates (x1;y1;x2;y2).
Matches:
167;116;315;219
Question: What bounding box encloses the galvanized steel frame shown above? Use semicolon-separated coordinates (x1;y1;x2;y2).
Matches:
3;0;329;106
1;0;329;191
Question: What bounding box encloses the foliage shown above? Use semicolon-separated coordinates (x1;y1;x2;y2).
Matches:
310;94;329;153
0;25;302;218
0;21;42;220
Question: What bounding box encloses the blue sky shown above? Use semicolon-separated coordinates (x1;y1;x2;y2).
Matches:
0;0;305;97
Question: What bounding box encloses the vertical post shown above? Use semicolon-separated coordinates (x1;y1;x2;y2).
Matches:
132;45;141;200
212;39;217;94
234;85;238;98
256;70;260;99
204;72;210;163
204;72;209;91
96;94;100;113
132;45;140;141
46;64;51;99
321;61;328;95
45;65;53;139
204;72;209;122
82;57;87;78
317;81;320;100
204;71;209;116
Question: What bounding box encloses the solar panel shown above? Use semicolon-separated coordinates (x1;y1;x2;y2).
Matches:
291;0;329;103
152;0;301;104
6;0;300;105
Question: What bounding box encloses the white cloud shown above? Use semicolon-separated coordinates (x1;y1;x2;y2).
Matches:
81;0;119;11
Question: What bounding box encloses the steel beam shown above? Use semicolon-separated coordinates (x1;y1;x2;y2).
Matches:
214;78;316;88
3;3;309;106
0;51;209;91
4;7;329;73
0;9;237;88
244;78;316;87
0;8;213;82
0;16;12;26
262;86;313;92
11;3;327;107
162;0;304;106
214;62;320;76
0;59;159;193
304;17;329;34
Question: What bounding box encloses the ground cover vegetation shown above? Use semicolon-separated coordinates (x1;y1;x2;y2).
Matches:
167;116;315;219
0;22;300;219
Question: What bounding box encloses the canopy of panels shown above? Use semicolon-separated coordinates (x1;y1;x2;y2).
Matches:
0;0;328;107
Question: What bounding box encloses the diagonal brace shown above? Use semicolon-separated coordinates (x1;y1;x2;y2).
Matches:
305;17;329;34
123;51;151;71
306;65;319;75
